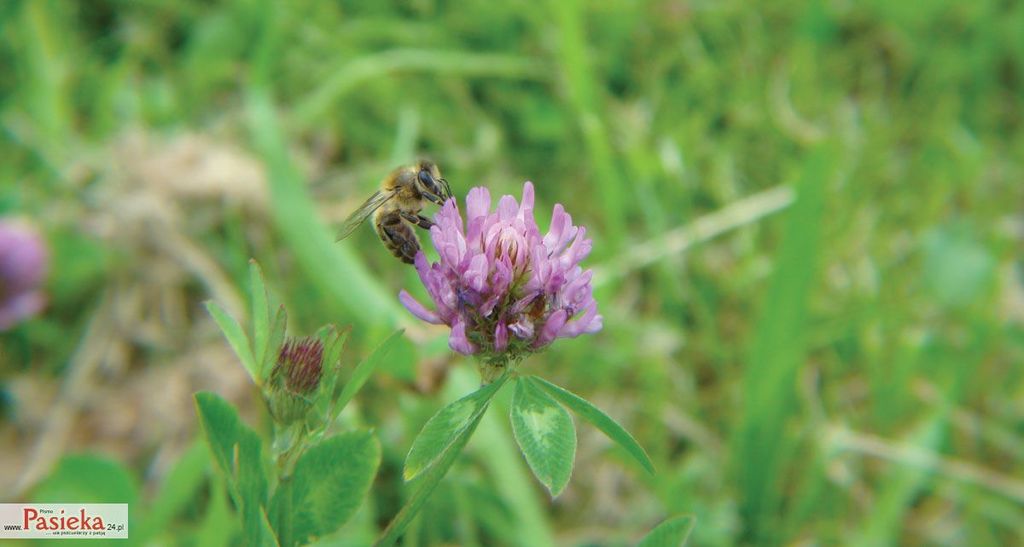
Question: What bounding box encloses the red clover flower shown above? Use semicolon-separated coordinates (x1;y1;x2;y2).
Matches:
0;218;48;331
399;182;602;380
268;336;325;423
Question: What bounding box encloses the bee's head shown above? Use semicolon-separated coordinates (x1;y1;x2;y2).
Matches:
415;160;451;205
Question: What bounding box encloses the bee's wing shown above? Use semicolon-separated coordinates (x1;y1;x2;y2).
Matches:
336;189;396;241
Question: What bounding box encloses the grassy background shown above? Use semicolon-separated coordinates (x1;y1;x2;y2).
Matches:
2;0;1023;544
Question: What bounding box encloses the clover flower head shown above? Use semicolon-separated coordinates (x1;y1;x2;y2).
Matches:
276;337;325;395
0;218;48;331
267;336;325;423
400;182;601;378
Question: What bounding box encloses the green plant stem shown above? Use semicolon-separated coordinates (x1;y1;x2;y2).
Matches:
376;372;512;546
273;424;307;479
475;384;557;547
273;475;295;547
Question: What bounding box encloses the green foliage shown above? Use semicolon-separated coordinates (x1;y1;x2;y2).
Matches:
307;324;350;428
923;225;997;308
510;377;576;497
5;0;1024;544
205;300;260;386
194;391;272;546
332;329;405;422
251;260;272;378
732;144;833;543
137;441;210;543
270;432;381;546
33;454;138;506
246;84;403;329
530;375;654;475
638;515;696;547
404;374;508;482
197;479;236;547
383;374;512;545
195;259;389;546
264;306;288;379
380;407;491;547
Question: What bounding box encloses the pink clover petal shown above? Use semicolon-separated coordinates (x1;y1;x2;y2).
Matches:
508;318;535;339
559;301;600;337
534;309;568;348
494;322;509;352
466;186;491;222
449;318;477;355
399;289;443;325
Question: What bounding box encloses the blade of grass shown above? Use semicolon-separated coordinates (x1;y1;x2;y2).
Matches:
731;144;833;543
849;414;947;545
245;87;403;328
549;0;627;251
332;329;405;420
21;1;71;157
292;49;544;130
246;0;403;329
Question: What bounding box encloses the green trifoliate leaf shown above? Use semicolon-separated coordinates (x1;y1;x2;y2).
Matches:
263;304;287;382
256;508;280;547
250;260;271;380
205;300;259;385
197;478;234;546
530;375;655;474
638;515;696;547
270;431;381;546
194;392;270;547
404;374;506;482
194;392;247;489
378;394;496;546
510;377;576;497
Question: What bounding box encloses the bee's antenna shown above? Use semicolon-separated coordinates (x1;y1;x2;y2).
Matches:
440;178;452;200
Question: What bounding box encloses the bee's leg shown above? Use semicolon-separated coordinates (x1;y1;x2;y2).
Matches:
400;211;435;230
420;190;445;206
380;217;419;264
416;215;436;229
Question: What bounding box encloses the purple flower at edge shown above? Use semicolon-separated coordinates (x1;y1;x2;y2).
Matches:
0;219;49;331
400;182;602;365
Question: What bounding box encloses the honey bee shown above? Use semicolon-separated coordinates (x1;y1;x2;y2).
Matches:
336;160;452;264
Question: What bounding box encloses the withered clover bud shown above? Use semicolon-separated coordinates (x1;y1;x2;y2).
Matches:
267;336;324;424
400;182;602;382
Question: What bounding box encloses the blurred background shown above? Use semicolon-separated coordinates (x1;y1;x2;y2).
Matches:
1;0;1022;544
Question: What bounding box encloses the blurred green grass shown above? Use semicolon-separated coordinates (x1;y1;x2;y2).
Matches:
2;0;1023;544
